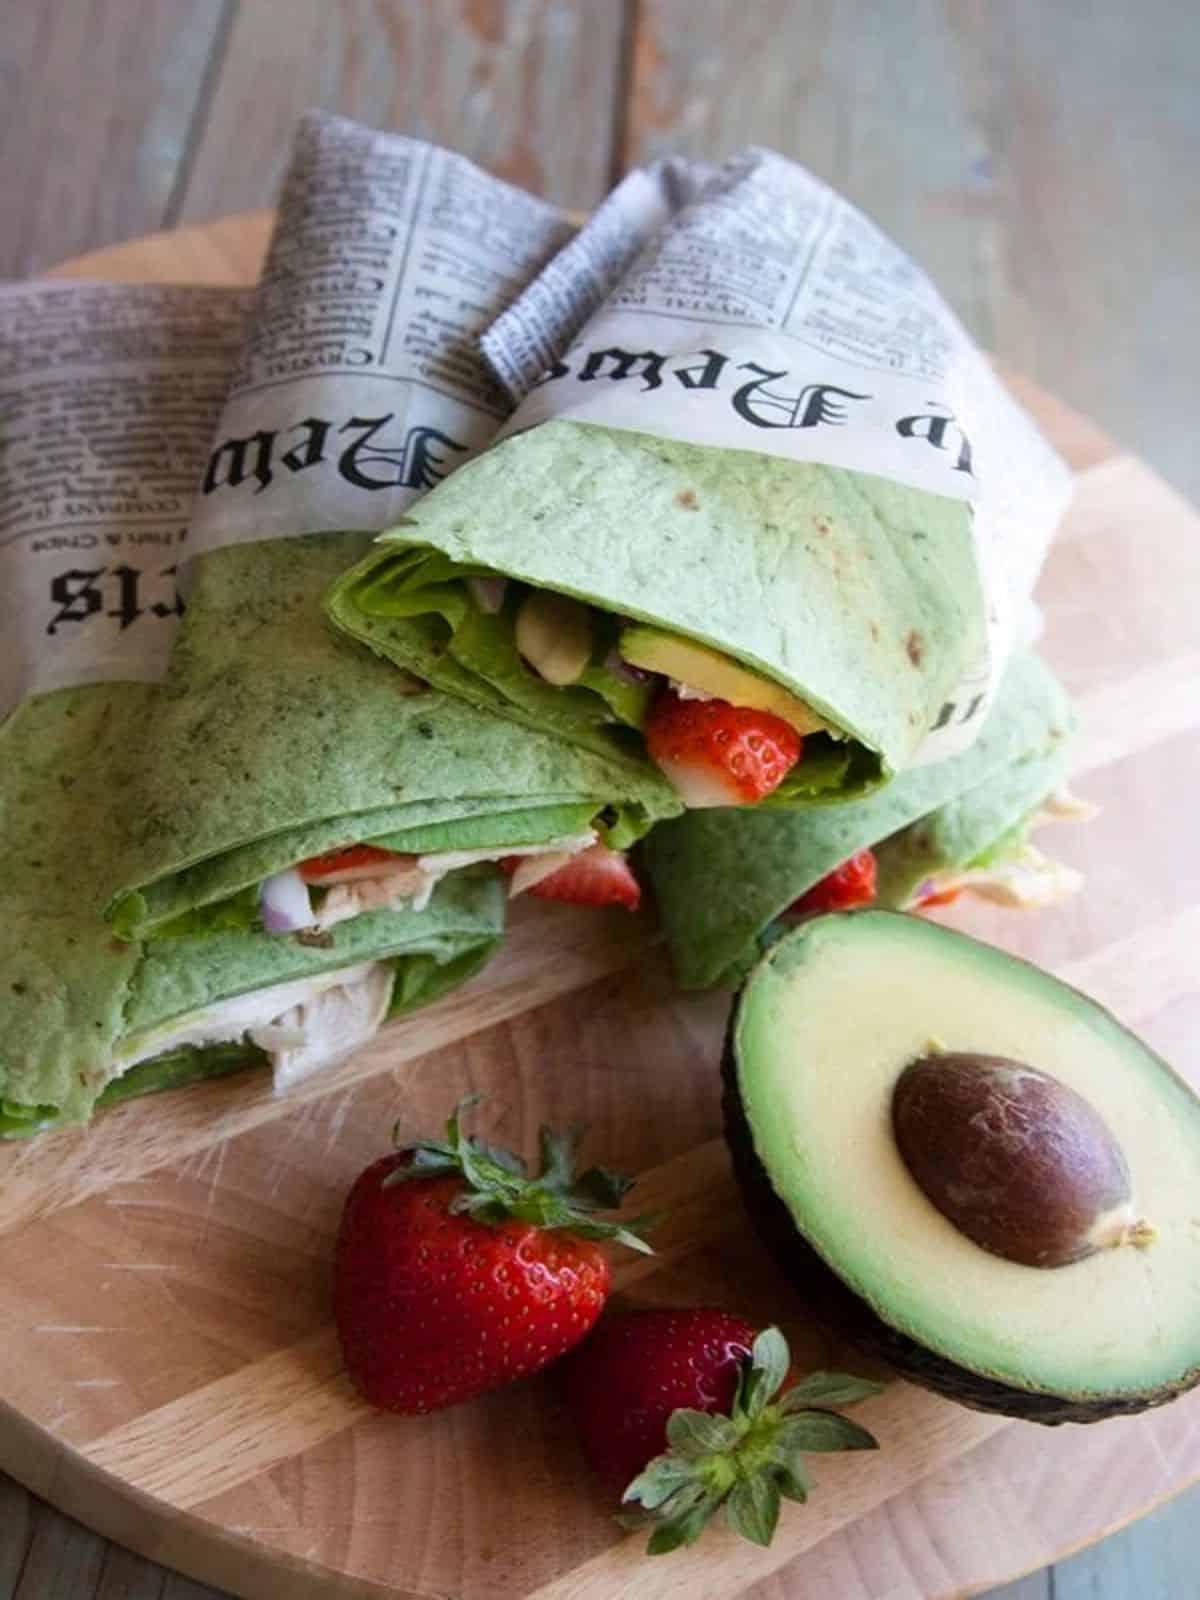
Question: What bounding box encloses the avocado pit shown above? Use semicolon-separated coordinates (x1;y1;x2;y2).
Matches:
892;1051;1156;1269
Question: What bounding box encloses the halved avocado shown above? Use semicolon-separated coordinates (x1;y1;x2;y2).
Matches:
723;911;1200;1423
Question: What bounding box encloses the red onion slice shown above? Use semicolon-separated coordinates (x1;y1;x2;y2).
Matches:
260;868;314;933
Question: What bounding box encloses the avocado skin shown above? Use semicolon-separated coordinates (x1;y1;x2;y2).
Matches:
719;998;1197;1426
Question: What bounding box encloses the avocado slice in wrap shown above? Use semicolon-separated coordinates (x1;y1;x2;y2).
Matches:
0;680;505;1138
642;652;1081;989
107;535;680;942
326;419;989;803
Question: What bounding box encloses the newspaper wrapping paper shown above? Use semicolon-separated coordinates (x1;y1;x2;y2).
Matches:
0;283;249;717
0;113;575;718
481;157;715;395
483;148;1074;763
188;111;575;557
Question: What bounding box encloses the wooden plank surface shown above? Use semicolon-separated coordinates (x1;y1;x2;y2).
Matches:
626;0;1200;507
5;4;1200;1597
179;0;628;217
0;0;228;278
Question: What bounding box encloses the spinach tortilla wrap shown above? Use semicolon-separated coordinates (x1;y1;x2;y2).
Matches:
107;535;679;944
642;652;1086;989
106;117;680;942
1;683;503;1138
0;264;521;1137
326;419;988;807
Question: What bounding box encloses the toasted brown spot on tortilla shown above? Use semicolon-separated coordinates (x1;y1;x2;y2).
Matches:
906;629;924;666
813;515;833;536
869;620;881;641
675;488;700;510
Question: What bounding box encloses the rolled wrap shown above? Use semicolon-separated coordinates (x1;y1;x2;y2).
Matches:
1;681;505;1135
108;534;679;939
327;420;987;801
642;652;1077;989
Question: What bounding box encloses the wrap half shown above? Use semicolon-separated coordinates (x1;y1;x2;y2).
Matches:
327;420;988;805
642;652;1084;989
1;684;504;1137
108;536;680;943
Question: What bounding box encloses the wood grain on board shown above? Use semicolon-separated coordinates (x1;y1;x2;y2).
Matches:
5;209;1200;1600
48;212;274;289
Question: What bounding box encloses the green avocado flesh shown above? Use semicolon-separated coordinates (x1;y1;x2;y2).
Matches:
727;911;1200;1421
618;625;832;737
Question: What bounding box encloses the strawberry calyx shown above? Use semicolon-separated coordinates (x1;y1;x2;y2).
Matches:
620;1329;882;1555
385;1095;655;1254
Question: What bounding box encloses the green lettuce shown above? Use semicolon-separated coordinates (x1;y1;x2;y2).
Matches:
336;547;875;805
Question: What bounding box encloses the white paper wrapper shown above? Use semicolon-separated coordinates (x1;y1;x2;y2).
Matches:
0;283;248;716
483;148;1073;762
187;111;574;556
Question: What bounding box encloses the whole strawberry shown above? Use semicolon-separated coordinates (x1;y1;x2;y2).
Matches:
562;1310;882;1554
334;1098;652;1414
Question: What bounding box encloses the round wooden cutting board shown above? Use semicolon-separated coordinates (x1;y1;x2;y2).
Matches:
2;214;1198;1600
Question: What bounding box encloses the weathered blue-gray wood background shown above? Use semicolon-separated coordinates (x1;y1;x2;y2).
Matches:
2;2;1197;1595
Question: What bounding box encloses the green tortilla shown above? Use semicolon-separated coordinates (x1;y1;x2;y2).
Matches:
642;653;1075;988
1;687;148;1123
871;743;1072;910
0;679;504;1136
327;420;988;798
109;534;679;939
